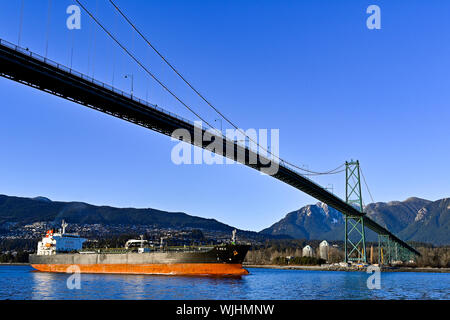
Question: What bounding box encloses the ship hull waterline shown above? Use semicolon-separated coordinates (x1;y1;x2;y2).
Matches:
31;263;249;276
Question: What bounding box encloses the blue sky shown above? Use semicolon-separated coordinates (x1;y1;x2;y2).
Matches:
0;0;449;231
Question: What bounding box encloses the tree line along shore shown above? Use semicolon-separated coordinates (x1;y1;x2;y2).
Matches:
244;242;450;269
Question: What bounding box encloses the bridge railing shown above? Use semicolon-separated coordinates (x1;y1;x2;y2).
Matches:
0;38;198;128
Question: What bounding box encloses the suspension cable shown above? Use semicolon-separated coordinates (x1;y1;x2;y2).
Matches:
302;164;346;176
75;0;216;131
360;166;375;203
107;0;346;176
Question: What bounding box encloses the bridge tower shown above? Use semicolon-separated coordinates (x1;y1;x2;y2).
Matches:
344;160;367;263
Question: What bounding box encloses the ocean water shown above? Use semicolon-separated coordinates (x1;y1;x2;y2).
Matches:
0;265;448;300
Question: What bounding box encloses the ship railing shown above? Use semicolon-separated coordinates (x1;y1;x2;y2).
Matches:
79;246;216;254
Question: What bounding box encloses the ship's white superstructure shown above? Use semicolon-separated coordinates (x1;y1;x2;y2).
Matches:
36;220;86;255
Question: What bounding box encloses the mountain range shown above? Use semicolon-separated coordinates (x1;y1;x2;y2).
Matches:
261;197;449;245
0;194;283;242
0;194;448;245
0;194;234;231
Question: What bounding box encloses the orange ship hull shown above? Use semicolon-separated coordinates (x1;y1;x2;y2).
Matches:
31;263;249;276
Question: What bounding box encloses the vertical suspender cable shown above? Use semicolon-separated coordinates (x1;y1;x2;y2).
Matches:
18;0;24;46
45;0;52;58
70;29;75;68
129;25;135;96
91;0;99;78
146;46;151;101
145;46;149;101
87;11;92;75
111;9;117;87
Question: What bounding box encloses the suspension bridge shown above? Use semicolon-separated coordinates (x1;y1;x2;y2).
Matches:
0;0;419;264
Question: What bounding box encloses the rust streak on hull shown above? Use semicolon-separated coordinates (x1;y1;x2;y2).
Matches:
31;263;249;276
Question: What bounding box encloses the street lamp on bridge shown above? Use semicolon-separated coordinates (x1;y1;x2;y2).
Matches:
124;74;134;97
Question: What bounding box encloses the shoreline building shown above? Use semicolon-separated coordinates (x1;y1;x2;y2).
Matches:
302;245;314;257
319;240;329;261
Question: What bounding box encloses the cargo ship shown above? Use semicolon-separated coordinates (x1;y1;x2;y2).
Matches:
29;221;250;276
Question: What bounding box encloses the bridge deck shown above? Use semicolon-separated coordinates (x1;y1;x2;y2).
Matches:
0;39;419;256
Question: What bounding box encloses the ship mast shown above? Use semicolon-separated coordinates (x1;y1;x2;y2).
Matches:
61;220;68;234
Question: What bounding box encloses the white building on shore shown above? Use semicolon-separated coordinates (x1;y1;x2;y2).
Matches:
302;245;314;257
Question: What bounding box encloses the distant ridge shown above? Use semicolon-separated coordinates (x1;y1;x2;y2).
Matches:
0;194;267;239
0;194;292;241
32;196;52;203
260;197;449;245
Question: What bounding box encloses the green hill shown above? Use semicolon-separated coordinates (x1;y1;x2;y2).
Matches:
0;194;234;231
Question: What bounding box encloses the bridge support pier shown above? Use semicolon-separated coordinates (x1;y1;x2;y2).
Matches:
398;245;415;263
345;216;367;263
378;234;391;265
379;234;416;265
